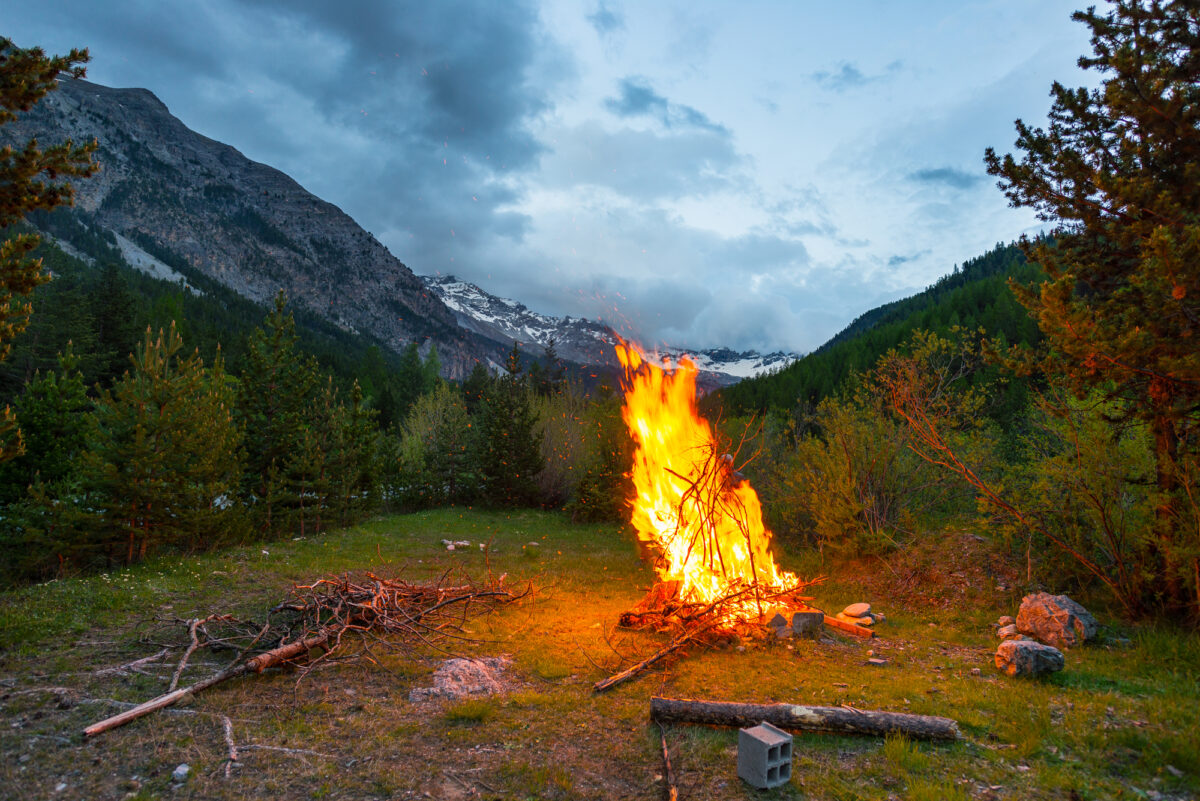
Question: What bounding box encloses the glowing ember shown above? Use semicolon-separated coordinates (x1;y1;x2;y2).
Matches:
617;341;798;623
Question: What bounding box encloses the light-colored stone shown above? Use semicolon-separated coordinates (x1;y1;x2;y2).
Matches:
1016;593;1098;649
172;765;190;783
994;640;1064;677
998;615;1015;626
843;602;871;618
997;624;1020;639
409;656;512;701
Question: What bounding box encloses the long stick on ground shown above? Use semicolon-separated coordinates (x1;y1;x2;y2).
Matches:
594;623;717;693
659;723;679;801
649;696;960;742
84;630;334;738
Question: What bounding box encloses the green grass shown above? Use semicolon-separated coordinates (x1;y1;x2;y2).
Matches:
0;509;1197;800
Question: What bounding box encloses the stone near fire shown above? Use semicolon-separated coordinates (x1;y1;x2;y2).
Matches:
836;612;874;627
994;640;1064;678
1016;593;1098;650
997;624;1020;640
998;615;1016;627
790;611;824;637
767;612;790;631
843;602;871;618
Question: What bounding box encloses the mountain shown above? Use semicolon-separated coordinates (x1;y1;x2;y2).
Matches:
2;77;497;376
714;242;1043;413
422;274;798;387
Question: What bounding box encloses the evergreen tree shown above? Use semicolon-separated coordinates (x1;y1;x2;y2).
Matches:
461;362;490;415
473;344;543;508
392;342;426;419
399;382;475;507
84;324;242;565
91;263;140;386
238;292;321;534
985;0;1200;616
0;343;90;504
0;37;98;459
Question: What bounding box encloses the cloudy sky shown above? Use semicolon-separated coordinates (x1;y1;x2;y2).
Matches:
8;1;1097;354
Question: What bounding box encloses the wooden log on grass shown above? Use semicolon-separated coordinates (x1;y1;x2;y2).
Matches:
84;630;333;737
823;615;875;639
649;696;960;741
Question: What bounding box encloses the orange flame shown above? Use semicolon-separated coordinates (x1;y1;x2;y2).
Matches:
617;342;797;621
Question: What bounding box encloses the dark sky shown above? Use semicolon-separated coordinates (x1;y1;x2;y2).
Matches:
7;1;1095;353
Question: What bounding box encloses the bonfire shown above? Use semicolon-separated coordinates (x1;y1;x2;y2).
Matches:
594;343;825;692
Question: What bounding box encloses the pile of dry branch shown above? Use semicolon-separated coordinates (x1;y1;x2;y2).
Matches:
86;569;528;737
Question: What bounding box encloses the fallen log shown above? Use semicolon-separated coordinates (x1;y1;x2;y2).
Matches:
822;615;875;639
84;630;334;737
649;696;960;741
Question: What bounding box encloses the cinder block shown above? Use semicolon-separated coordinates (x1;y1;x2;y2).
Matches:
791;611;824;637
738;721;792;789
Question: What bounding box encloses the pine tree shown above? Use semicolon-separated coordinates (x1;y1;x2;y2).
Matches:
91;263;140;386
238;292;321;534
0;343;90;503
985;0;1200;616
84;324;242;565
0;37;98;459
473;344;543;508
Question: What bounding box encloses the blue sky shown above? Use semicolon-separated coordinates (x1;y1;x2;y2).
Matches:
6;1;1097;353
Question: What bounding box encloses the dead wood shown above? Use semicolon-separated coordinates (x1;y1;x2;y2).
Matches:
822;615;876;639
649;696;960;741
84;571;528;738
594;621;719;693
658;723;679;801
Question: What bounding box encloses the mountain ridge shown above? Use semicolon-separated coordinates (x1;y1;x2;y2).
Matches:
3;77;499;376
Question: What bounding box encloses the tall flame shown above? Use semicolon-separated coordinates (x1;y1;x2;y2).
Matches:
617;342;797;619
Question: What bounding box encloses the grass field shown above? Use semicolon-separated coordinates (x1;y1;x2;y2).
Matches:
1;509;1197;800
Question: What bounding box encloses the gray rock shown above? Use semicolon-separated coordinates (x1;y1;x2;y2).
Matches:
998;615;1015;626
843;602;871;617
994;640;1064;677
1016;593;1098;649
172;764;190;783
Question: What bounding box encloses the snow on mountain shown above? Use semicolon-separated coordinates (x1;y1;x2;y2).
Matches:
421;274;800;385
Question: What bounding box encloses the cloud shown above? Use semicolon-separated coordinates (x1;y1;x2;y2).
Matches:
811;60;902;92
540;121;740;200
586;1;625;38
604;76;727;134
887;250;930;268
908;167;986;190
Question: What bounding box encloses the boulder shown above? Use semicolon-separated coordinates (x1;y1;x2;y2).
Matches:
1016;593;1097;649
997;615;1015;627
994;640;1064;677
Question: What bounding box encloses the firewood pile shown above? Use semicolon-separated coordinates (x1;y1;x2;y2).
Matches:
85;570;529;737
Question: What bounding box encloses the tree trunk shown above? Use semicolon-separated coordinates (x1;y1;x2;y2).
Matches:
1152;412;1183;610
649;696;960;741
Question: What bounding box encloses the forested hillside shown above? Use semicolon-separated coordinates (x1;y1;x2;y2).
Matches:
714;242;1042;414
